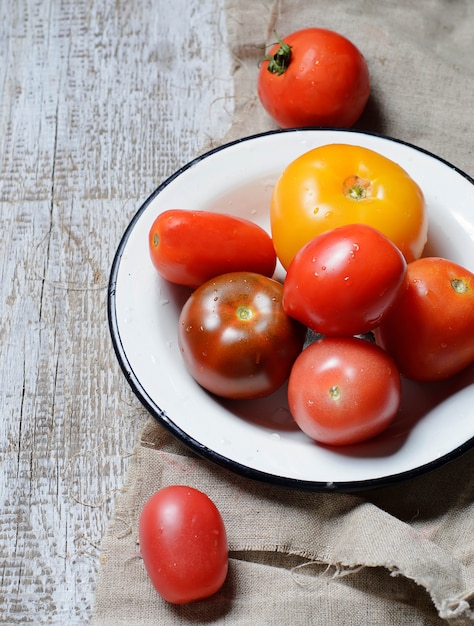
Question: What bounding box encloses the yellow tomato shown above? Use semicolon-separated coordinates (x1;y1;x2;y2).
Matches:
270;144;427;269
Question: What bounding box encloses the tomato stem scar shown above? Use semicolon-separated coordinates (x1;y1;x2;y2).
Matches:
329;385;341;401
153;232;159;247
451;278;470;294
343;175;372;200
236;305;253;321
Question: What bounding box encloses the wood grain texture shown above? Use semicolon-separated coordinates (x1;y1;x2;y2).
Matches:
0;1;232;623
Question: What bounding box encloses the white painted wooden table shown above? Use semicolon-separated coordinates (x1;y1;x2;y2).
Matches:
0;1;232;622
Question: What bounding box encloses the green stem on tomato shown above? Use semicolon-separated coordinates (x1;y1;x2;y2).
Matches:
260;32;292;76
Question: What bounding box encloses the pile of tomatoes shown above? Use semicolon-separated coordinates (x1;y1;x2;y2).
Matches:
140;28;474;607
149;143;474;448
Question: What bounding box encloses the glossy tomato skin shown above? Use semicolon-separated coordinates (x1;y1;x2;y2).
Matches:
288;337;402;446
375;257;474;381
149;209;276;288
283;224;407;336
139;486;228;604
178;272;306;399
271;144;427;270
257;28;370;128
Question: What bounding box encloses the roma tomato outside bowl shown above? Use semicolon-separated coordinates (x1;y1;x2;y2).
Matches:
108;128;474;492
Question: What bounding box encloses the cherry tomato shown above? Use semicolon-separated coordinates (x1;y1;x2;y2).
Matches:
375;257;474;381
283;224;407;336
271;143;427;269
139;486;228;604
257;28;370;128
288;337;402;446
178;271;306;399
149;209;276;288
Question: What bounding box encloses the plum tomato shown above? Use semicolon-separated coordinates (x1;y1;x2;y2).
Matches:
288;337;402;446
139;486;228;604
375;257;474;381
149;209;276;288
257;28;370;128
283;224;407;336
270;143;427;269
178;271;306;399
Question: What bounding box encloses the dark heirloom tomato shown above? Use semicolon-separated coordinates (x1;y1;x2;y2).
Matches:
283;224;407;336
149;209;276;288
178;272;306;399
139;486;228;604
288;337;402;446
376;257;474;381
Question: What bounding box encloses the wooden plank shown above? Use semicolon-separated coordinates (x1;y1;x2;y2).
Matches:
0;0;231;622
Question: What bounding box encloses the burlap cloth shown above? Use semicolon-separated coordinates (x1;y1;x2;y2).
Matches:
93;2;474;624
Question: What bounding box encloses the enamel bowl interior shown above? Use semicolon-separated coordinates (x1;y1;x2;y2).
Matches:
108;128;474;491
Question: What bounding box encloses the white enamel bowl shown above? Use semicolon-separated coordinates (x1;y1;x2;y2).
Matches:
108;129;474;491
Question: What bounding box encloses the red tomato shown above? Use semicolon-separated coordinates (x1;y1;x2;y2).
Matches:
149;209;276;288
375;257;474;381
283;224;407;336
139;486;228;604
178;272;306;399
257;28;370;128
288;337;402;446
